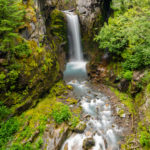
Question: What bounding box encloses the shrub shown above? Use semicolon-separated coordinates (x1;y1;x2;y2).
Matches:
140;130;150;147
123;70;133;80
0;117;20;147
10;142;33;150
52;102;71;124
0;0;24;53
50;9;67;41
0;72;6;89
0;102;11;121
69;116;80;128
95;4;150;71
35;137;43;149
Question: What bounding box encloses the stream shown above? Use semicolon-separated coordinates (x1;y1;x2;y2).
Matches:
61;11;122;150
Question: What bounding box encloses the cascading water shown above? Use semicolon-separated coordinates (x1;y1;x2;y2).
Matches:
62;11;121;150
65;11;83;61
63;11;87;81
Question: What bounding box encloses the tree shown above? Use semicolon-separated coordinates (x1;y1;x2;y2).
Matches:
95;3;150;70
0;0;24;54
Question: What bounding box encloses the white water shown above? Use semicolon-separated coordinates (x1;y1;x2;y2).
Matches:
65;11;83;61
62;12;121;150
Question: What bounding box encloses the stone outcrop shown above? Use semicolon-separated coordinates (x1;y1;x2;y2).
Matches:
1;0;68;113
83;137;95;150
77;0;101;32
77;0;112;32
43;123;70;150
73;121;86;133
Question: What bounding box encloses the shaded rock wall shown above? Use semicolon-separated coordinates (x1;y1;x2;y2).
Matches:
76;0;112;60
77;0;101;32
0;0;68;114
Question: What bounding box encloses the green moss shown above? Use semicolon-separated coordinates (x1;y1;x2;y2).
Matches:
0;117;20;148
137;122;150;149
69;116;80;129
0;72;6;89
135;92;145;107
67;85;73;90
66;98;78;105
107;62;122;78
110;87;135;114
121;134;136;150
50;9;67;42
141;70;150;84
0;102;11;122
117;108;125;117
146;83;150;94
49;80;68;97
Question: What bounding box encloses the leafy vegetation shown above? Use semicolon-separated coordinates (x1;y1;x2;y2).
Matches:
69;116;80;129
122;70;133;81
0;0;31;56
52;102;72;124
0;102;11;122
138;122;150;148
0;117;20;147
50;9;67;42
0;0;32;93
95;0;150;72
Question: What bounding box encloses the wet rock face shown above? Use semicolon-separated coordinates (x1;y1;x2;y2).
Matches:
76;0;112;32
43;123;70;150
76;0;101;31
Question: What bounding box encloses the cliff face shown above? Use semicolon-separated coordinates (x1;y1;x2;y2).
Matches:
0;0;68;114
77;0;101;32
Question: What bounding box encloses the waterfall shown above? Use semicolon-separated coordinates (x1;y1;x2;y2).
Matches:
65;12;83;61
63;12;87;81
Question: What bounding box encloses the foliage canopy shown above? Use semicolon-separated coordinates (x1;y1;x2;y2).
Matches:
95;0;150;71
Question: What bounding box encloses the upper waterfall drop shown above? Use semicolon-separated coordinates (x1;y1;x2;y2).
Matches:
65;11;83;61
63;11;87;81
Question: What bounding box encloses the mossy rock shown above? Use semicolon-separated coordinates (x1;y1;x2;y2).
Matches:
83;137;95;150
66;98;78;105
117;108;125;118
67;85;73;90
73;121;86;133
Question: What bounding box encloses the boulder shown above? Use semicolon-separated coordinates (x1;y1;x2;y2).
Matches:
117;79;129;92
83;137;95;150
43;123;70;150
73;121;86;133
133;71;145;81
76;0;101;31
130;81;141;96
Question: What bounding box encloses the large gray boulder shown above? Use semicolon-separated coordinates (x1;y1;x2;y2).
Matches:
76;0;101;31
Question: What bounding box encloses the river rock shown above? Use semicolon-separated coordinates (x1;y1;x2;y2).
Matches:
133;71;145;81
117;79;129;92
83;137;95;150
0;58;6;65
85;131;93;137
64;143;68;150
74;121;86;133
43;123;70;150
